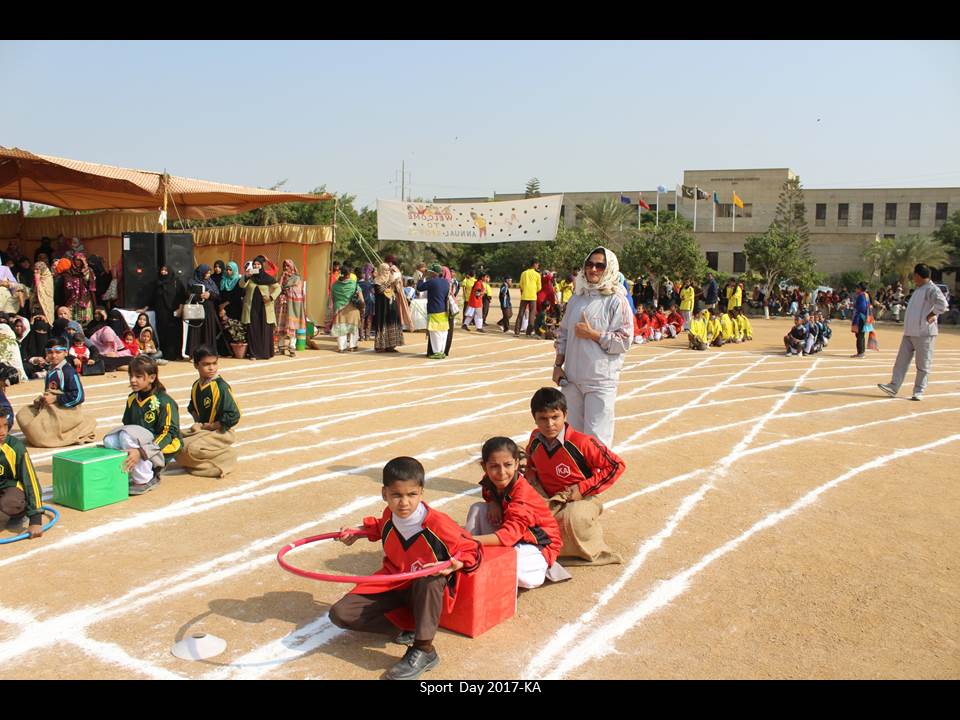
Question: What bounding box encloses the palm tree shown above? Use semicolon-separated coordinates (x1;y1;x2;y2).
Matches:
577;198;635;248
865;234;951;286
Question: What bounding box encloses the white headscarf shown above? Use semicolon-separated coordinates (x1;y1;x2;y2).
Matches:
574;246;626;297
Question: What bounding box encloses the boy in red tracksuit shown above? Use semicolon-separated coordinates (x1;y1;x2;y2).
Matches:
651;307;668;341
524;388;626;566
663;303;684;338
329;456;482;681
465;436;569;588
634;306;653;344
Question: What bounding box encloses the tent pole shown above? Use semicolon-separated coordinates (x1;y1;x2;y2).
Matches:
161;172;169;232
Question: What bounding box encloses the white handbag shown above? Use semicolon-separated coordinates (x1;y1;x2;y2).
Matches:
182;295;206;321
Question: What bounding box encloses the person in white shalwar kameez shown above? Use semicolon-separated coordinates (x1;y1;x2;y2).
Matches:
552;247;633;446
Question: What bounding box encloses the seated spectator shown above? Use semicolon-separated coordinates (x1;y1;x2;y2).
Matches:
784;315;807;356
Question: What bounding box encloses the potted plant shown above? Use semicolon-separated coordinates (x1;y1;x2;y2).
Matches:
222;316;248;359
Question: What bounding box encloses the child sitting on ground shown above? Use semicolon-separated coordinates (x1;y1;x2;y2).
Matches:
0;415;44;539
16;338;97;447
176;346;241;478
329;457;481;681
688;305;709;351
121;330;140;357
464;436;570;589
720;308;740;343
633;305;653;344
523;388;626;566
651;306;667;341
784;315;808;356
103;355;181;496
730;307;753;341
68;333;91;374
707;309;725;347
137;327;163;362
662;303;684;338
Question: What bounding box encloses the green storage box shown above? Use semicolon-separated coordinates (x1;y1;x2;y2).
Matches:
52;447;129;511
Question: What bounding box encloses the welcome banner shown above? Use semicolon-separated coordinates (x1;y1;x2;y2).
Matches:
376;195;563;244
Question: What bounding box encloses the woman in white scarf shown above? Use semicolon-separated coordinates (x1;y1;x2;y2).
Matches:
552;246;634;446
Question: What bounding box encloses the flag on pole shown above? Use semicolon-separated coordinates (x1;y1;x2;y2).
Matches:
681;185;695;199
657;185;667;193
733;191;744;209
619;194;631;205
712;191;720;205
638;194;651;210
696;187;709;200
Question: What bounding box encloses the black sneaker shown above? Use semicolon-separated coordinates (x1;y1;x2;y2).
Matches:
383;647;439;680
393;631;415;647
129;476;160;496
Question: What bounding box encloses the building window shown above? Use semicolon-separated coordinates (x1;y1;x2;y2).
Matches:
838;203;849;227
739;203;753;218
815;203;826;226
717;203;752;219
733;252;746;273
862;203;873;226
706;251;719;270
935;202;948;227
909;203;921;227
883;233;895;240
717;203;732;218
668;203;676;212
649;203;658;213
885;203;897;226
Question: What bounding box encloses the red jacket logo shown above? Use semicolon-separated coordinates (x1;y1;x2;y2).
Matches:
556;463;572;478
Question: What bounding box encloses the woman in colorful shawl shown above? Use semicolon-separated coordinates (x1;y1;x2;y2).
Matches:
63;254;96;324
372;261;407;353
186;264;221;358
331;264;362;353
240;255;281;360
31;261;55;323
219;261;243;321
155;265;186;361
0;265;23;315
274;259;305;357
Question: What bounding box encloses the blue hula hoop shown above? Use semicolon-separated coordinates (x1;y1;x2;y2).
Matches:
0;505;60;545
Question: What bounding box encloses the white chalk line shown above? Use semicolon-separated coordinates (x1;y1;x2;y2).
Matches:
545;432;960;679
525;358;823;678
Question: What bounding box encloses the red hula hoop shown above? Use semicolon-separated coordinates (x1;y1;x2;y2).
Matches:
277;529;457;584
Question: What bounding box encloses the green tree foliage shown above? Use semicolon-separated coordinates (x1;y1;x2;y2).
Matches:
933;209;960;256
743;226;817;296
770;176;809;242
639;209;693;230
524;178;541;198
577;198;636;249
0;200;20;215
829;269;869;291
863;233;952;287
620;222;707;283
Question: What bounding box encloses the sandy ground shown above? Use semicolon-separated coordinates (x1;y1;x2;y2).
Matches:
0;317;958;680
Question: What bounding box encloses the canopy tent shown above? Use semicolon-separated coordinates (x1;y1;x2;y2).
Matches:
0;146;333;221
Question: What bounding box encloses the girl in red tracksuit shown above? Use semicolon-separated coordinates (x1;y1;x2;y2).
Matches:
465;436;569;588
463;276;486;331
634;306;653;344
664;304;684;338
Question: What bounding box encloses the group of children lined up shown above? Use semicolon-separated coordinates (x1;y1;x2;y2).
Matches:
0;341;243;540
329;386;626;681
631;303;754;351
782;311;833;356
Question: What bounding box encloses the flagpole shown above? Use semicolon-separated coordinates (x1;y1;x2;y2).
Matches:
712;193;716;232
656;190;660;228
637;194;641;230
732;194;736;233
674;186;679;221
694;187;698;231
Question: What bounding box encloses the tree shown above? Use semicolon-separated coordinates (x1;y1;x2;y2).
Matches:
639;210;693;230
524;178;541;198
770;176;809;242
863;233;952;287
577;198;635;249
620;222;707;285
0;200;20;215
933;209;960;256
743;226;817;314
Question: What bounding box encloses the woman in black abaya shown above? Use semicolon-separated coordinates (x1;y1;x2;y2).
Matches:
186;264;221;358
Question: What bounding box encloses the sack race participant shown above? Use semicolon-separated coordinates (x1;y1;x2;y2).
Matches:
176;347;241;478
16;338;97;447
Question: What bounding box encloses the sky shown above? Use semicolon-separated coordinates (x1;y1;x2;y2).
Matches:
2;40;959;211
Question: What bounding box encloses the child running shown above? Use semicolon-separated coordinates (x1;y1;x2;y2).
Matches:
176;346;241;478
103;355;181;495
524;388;625;566
329;456;481;680
464;436;570;588
16;337;97;447
0;414;44;539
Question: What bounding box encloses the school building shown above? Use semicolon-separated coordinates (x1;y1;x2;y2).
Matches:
435;168;960;288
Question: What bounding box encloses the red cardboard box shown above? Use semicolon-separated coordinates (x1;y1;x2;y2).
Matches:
387;545;517;638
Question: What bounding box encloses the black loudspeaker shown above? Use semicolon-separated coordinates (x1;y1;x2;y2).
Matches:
121;232;158;309
158;232;195;288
